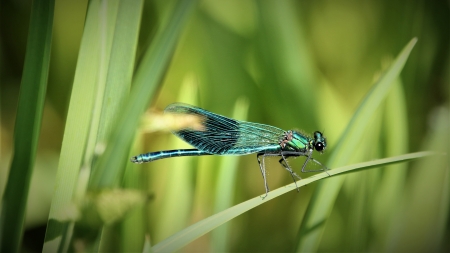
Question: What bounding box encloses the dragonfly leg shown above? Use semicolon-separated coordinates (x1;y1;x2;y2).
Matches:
279;154;300;192
305;157;331;177
257;153;270;199
278;157;302;180
300;153;331;177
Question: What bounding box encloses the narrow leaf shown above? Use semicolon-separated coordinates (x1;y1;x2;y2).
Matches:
89;0;197;189
152;151;436;253
295;38;418;252
43;1;119;251
0;0;54;252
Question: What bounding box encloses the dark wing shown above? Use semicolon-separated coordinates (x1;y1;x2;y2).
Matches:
164;103;285;155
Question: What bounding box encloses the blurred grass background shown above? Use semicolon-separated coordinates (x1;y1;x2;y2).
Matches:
0;0;449;252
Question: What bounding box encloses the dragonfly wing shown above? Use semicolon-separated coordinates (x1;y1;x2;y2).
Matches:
165;103;285;155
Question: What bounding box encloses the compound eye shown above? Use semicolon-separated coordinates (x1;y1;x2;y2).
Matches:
315;142;324;152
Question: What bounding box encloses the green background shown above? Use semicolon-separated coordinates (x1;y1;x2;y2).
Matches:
1;0;448;252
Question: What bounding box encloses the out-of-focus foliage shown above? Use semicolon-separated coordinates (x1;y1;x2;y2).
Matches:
0;0;448;252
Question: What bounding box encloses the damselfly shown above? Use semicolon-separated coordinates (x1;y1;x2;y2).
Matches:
131;103;329;198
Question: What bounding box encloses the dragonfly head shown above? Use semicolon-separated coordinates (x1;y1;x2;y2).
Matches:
313;131;327;153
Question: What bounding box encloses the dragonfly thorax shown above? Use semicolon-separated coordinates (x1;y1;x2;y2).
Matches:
280;130;327;153
280;131;310;152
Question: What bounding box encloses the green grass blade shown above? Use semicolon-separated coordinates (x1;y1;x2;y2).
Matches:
88;0;197;189
151;151;437;253
0;0;54;252
295;38;418;252
42;0;120;251
371;79;409;248
97;0;144;143
142;235;153;253
81;0;120;177
95;1;144;251
121;140;146;252
337;100;384;251
384;108;449;252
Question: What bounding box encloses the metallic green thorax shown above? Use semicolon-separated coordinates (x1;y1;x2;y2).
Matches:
281;130;327;153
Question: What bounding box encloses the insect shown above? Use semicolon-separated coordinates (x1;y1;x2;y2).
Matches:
131;103;328;198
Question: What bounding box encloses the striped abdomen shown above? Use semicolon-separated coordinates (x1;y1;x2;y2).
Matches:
130;149;212;164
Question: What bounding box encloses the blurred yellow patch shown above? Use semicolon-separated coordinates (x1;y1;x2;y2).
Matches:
141;110;205;133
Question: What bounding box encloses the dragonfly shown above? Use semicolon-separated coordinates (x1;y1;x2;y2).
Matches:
131;103;329;198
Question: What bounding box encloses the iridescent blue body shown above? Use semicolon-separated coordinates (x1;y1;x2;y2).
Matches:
131;103;328;197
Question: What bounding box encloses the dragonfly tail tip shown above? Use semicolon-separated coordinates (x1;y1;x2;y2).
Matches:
130;156;141;164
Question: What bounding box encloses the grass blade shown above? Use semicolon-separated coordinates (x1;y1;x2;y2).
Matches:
142;235;153;253
88;0;197;189
121;140;146;252
151;151;437;253
43;0;120;251
371;79;409;249
0;0;54;251
95;1;144;251
295;38;418;252
97;0;144;143
384;108;449;252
